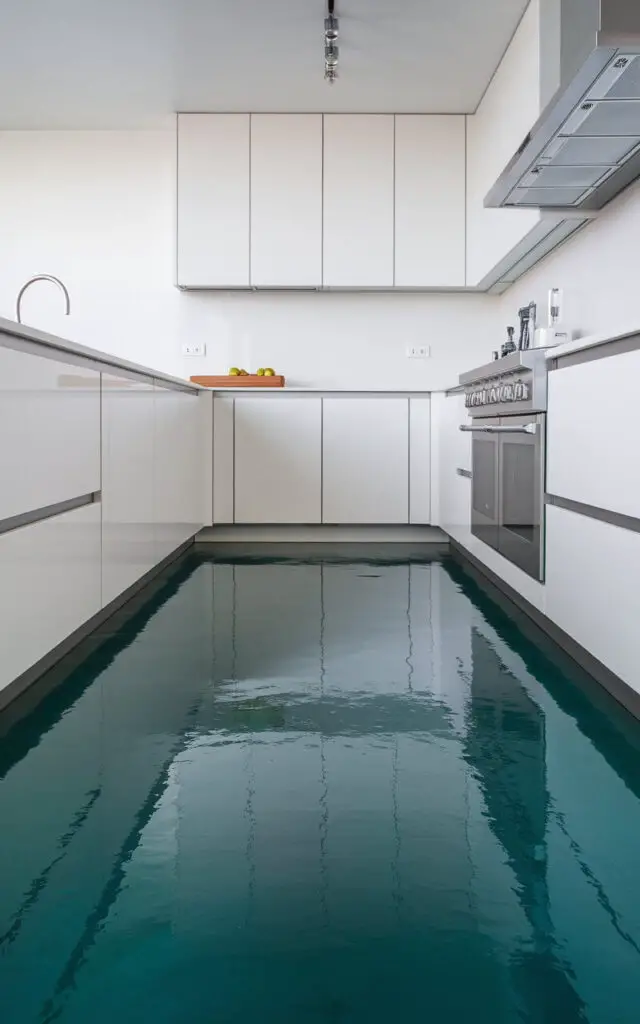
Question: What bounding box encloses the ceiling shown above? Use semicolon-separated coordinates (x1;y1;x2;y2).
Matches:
0;0;530;129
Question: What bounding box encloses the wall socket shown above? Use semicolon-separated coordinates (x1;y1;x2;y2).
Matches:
182;342;206;357
406;345;430;359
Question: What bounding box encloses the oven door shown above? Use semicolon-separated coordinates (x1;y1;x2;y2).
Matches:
498;414;545;581
468;417;500;552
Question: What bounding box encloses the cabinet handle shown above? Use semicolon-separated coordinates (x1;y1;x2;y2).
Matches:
459;424;537;435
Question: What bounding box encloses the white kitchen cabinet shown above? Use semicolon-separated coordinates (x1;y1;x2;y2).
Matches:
0;345;100;521
101;372;156;607
465;0;542;287
177;113;250;287
395;116;466;287
212;396;235;524
322;397;409;523
153;383;203;560
547;350;640;519
234;397;322;523
409;396;432;524
250;115;322;287
322;115;394;287
0;503;101;694
546;504;640;692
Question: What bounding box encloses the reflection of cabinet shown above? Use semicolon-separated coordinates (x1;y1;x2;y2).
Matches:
234;397;322;523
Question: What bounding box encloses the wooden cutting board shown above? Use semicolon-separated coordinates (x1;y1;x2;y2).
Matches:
190;375;285;388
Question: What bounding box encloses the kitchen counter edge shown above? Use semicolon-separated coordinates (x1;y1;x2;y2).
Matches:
0;316;200;393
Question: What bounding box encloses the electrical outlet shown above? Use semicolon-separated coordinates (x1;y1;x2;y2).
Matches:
406;345;430;359
182;342;206;357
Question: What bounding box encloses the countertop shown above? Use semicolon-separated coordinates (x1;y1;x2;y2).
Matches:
0;316;200;392
544;323;640;361
204;387;434;394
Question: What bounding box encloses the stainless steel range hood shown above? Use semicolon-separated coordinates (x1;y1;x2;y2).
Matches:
486;0;640;211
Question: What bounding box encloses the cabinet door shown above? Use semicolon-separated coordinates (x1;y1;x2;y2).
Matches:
177;114;250;287
322;397;409;523
0;504;101;694
0;345;100;521
547;351;640;518
465;2;541;287
153;385;203;560
546;504;640;690
101;373;155;607
251;115;322;287
323;115;394;287
395;116;465;287
234;398;322;523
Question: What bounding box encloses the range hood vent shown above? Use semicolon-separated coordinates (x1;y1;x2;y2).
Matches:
486;0;640;211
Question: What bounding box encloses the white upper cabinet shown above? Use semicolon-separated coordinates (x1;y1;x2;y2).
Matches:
250;115;322;287
395;116;466;287
322;115;395;287
177;114;250;287
466;0;542;288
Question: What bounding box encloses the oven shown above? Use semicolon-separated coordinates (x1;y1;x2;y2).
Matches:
462;413;545;580
459;351;548;582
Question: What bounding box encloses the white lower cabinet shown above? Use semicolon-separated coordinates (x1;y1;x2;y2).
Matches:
545;504;640;691
547;351;640;519
101;373;156;606
234;397;322;523
153;384;203;560
0;345;101;521
212;394;430;526
322;397;409;524
0;504;101;694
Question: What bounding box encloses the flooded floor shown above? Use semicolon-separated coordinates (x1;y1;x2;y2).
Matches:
1;553;640;1023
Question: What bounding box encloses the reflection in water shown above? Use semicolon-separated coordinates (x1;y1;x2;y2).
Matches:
465;630;587;1022
0;555;639;1022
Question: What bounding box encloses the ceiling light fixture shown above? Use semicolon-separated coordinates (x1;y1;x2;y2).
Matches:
324;0;339;84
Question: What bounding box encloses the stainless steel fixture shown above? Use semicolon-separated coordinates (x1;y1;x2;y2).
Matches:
486;0;640;211
16;275;71;325
324;1;339;83
459;351;548;580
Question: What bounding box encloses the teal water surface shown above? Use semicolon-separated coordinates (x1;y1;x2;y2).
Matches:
1;554;640;1023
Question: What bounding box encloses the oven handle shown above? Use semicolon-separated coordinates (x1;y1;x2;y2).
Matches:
459;424;537;435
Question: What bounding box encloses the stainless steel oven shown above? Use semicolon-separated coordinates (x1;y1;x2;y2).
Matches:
459;352;548;582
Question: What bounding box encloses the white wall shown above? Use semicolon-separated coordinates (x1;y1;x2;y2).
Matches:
3;127;640;389
498;175;640;338
0;129;497;389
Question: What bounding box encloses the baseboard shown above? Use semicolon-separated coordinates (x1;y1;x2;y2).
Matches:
197;524;448;543
0;538;197;718
449;539;640;722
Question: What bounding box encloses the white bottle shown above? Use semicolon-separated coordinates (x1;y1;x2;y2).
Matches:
533;288;574;348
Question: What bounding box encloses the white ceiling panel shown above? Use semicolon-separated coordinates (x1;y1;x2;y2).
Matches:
0;0;530;128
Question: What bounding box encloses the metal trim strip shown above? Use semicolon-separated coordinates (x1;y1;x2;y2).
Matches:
545;492;640;534
549;332;640;370
0;492;101;537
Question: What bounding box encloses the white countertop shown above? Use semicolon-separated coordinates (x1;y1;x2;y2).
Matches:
0;315;200;392
205;387;434;394
544;323;640;360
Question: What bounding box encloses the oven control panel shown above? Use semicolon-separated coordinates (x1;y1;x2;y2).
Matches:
464;377;531;410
